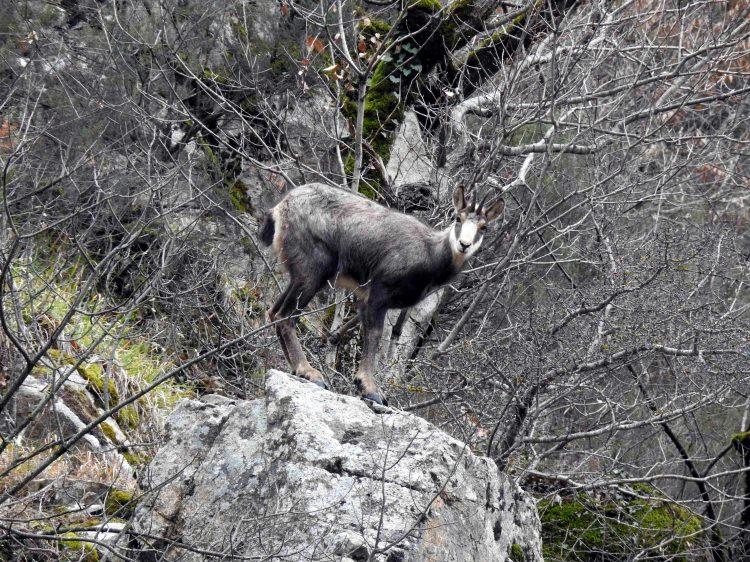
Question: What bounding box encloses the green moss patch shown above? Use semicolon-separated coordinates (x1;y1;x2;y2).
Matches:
229;179;253;213
48;348;75;365
77;362;119;406
60;532;100;561
99;421;118;444
104;489;136;519
539;489;702;561
115;404;140;430
122;450;151;466
509;542;526;562
343;1;443;193
360;18;391;41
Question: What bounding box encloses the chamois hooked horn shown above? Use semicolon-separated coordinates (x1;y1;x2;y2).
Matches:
467;191;476;212
478;192;490;213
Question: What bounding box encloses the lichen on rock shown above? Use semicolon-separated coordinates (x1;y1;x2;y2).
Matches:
133;370;543;561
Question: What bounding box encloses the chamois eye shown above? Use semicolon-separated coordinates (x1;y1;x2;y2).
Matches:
479;224;487;231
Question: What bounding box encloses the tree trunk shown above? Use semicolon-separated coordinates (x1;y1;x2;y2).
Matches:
733;429;750;556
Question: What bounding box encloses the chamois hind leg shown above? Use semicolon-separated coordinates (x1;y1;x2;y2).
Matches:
271;280;328;389
354;303;388;406
268;282;296;364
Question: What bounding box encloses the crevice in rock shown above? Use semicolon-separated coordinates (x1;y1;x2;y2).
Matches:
341;428;365;444
316;460;430;494
493;518;503;541
324;457;344;475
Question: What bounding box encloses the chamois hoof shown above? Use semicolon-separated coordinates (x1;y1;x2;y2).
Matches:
361;392;388;407
289;373;329;390
292;366;328;389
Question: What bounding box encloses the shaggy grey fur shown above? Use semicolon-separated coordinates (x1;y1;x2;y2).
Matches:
261;183;503;405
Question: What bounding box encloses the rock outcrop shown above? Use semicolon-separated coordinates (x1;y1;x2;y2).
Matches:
133;370;543;561
4;369;135;475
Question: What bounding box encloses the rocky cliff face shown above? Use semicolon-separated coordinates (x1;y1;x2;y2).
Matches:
133;371;543;561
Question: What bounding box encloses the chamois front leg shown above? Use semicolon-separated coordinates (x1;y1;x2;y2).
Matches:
354;304;388;405
268;281;328;389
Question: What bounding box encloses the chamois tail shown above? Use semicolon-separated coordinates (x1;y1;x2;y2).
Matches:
259;212;275;247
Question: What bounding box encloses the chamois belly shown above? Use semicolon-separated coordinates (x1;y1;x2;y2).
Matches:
332;271;431;309
330;234;453;309
379;270;437;309
384;261;454;309
333;274;371;302
386;284;431;309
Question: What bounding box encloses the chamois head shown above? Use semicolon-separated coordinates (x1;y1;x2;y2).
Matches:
450;186;504;259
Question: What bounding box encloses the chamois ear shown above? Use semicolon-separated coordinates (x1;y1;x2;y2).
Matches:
452;185;466;213
483;198;505;222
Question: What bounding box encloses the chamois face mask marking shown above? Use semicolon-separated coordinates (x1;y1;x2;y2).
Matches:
450;185;504;261
451;212;485;258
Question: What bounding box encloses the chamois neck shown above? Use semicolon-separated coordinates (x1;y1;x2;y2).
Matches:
438;226;466;277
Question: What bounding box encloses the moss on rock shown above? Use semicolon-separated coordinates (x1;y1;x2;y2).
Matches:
48;348;75;365
509;542;526;562
60;532;100;562
77;362;119;405
122;450;151;466
361;58;404;157
229;179;253;213
115;404;140;430
539;488;702;561
344;0;442;190
359;17;392;43
731;431;750;449
99;421;118;444
104;489;136;519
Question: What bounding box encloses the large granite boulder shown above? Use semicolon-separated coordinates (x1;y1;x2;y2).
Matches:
133;370;543;561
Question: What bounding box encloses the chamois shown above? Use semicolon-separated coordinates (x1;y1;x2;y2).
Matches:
259;183;504;405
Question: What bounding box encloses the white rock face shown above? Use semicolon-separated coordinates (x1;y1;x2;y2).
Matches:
133;371;543;561
386;111;435;189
